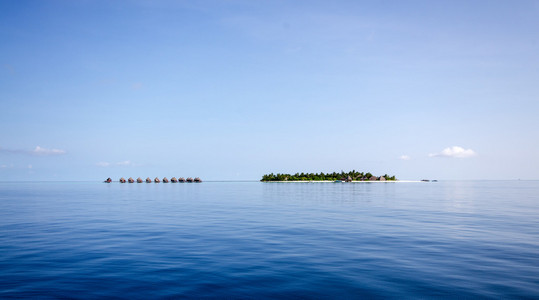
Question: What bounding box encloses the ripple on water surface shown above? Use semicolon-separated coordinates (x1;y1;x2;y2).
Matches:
0;181;539;298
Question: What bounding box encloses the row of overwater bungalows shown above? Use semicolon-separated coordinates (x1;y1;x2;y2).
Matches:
105;177;201;183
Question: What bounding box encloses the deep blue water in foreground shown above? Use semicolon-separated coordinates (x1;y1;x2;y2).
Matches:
1;181;538;299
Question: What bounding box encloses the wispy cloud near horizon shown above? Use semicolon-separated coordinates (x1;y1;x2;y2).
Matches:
429;146;477;158
0;146;66;156
32;146;66;156
96;160;137;167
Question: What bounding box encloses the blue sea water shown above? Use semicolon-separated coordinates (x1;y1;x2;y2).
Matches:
0;181;538;299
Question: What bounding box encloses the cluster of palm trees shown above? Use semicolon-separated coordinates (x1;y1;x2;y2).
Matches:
105;177;201;183
261;170;396;182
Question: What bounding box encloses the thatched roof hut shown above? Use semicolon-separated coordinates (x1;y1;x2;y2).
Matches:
137;177;143;183
154;177;160;183
128;177;134;183
370;176;378;181
379;176;386;181
171;177;177;183
119;177;126;183
178;177;185;182
194;177;202;182
146;177;152;183
346;176;352;182
186;177;193;182
104;177;112;183
162;177;169;183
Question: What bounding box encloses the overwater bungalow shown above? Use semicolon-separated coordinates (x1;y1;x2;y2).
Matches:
170;177;178;183
178;177;185;182
146;177;152;183
186;177;194;182
104;177;112;183
194;177;202;182
162;177;169;183
154;177;161;183
119;177;126;183
137;177;143;183
128;177;135;183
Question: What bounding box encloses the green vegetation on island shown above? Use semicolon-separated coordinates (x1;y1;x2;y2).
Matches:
261;170;397;182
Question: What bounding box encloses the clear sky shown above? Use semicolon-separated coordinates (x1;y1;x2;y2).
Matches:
1;0;538;181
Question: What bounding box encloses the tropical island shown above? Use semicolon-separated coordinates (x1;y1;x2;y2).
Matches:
261;170;397;182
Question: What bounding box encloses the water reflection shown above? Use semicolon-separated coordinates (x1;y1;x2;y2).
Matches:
0;181;538;298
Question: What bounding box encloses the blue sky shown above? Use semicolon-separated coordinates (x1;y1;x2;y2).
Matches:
1;0;538;181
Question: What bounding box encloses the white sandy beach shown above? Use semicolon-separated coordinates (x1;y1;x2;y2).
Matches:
262;180;423;183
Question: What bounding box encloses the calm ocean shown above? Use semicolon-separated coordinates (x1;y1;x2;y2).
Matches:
0;181;538;299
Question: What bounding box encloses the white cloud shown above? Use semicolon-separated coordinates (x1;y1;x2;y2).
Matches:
32;146;66;156
116;160;133;166
429;146;477;158
1;145;66;156
399;155;411;160
97;160;136;167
